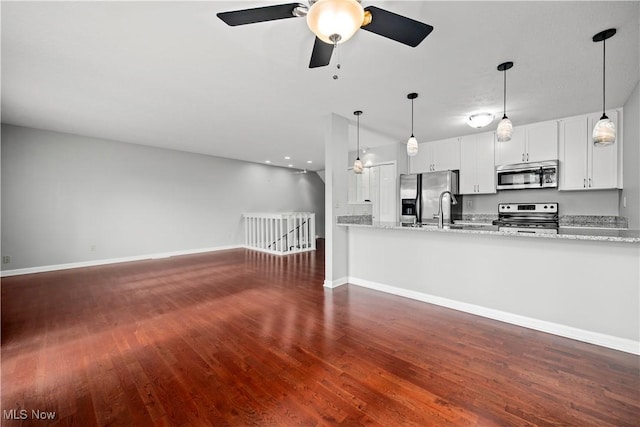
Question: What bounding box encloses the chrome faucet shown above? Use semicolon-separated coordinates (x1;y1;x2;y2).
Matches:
437;190;458;228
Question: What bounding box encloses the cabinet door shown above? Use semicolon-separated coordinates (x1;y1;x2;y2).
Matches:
347;170;358;203
408;142;433;174
369;166;379;220
377;164;397;222
588;111;619;189
358;168;371;201
459;135;477;194
475;132;497;194
527;121;558;162
495;126;525;165
433;137;460;171
559;116;588;190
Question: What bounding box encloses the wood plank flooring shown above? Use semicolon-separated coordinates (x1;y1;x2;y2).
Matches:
2;241;639;426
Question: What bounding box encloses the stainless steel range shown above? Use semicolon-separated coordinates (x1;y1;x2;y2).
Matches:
492;203;559;234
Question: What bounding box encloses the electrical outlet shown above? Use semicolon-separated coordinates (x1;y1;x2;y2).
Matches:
2;255;11;264
623;196;627;208
90;245;97;252
467;200;473;208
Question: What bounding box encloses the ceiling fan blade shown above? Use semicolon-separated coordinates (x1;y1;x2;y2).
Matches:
309;37;334;68
362;6;433;47
217;3;301;26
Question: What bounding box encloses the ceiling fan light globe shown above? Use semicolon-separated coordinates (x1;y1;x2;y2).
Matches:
496;117;513;142
353;158;364;174
307;0;364;45
593;117;616;145
406;136;419;157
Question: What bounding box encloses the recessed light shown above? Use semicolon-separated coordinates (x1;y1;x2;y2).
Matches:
265;160;271;164
284;156;291;160
467;112;495;128
288;164;293;168
307;160;312;164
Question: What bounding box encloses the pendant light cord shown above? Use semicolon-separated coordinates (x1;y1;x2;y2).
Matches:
602;38;606;115
411;98;415;137
503;68;507;119
356;113;360;157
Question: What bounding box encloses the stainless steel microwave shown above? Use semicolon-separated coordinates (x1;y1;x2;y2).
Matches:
496;160;558;190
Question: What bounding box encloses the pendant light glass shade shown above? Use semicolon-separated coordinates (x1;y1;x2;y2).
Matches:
496;116;513;142
593;115;616;145
496;62;514;142
306;0;364;45
592;28;617;145
353;110;363;174
353;158;364;173
406;93;419;157
406;136;419;156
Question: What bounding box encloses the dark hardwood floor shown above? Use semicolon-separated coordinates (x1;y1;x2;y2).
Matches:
2;241;639;426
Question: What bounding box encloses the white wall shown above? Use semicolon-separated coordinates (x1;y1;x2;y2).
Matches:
621;81;640;228
324;114;350;288
1;124;325;271
348;227;640;353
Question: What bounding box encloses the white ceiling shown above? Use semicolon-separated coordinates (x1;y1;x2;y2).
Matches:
2;1;639;171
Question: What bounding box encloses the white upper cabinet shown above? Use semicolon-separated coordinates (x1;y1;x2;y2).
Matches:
459;132;496;194
559;110;621;190
495;121;558;165
409;137;460;173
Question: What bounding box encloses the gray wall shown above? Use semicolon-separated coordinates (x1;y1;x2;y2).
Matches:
463;188;620;216
1;124;325;271
621;81;640;229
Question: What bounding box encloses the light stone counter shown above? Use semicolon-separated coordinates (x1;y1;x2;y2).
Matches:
337;218;640;243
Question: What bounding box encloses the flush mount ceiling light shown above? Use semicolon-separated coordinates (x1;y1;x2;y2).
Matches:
467;112;494;128
406;93;419;157
496;61;514;142
353;110;364;174
592;28;617;145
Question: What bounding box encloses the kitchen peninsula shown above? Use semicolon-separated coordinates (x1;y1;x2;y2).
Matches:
337;217;639;355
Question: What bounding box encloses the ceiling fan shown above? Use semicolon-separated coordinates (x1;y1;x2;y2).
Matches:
217;0;433;68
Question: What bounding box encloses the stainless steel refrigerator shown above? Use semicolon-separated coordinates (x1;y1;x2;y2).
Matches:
399;170;462;225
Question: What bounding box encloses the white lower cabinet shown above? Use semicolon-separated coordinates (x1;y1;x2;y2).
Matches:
459;132;496;194
559;111;621;190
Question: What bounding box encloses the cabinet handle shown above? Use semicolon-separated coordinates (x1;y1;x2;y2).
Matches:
522;153;525;162
589;178;592;187
477;184;480;192
583;178;587;188
526;153;529;162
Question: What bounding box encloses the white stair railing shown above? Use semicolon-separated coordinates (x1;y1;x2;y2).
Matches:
243;212;316;255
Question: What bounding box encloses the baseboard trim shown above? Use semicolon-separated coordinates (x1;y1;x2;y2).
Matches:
348;276;640;356
323;277;348;289
0;245;244;278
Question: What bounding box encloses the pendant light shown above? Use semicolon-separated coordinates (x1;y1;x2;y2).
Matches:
406;93;419;156
592;28;617;145
496;61;514;142
353;110;364;174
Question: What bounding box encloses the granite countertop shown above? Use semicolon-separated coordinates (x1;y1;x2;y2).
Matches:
336;215;640;243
